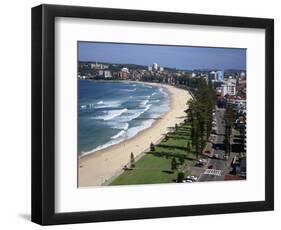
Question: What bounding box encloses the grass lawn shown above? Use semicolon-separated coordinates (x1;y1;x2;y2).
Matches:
110;153;179;185
110;123;196;186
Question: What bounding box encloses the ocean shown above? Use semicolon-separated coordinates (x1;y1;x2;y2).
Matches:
78;80;170;157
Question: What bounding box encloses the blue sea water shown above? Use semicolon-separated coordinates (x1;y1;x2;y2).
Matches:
78;80;170;157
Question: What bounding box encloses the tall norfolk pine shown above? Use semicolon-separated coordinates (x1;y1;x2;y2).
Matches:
187;80;216;159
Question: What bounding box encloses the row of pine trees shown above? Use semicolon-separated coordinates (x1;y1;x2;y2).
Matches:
187;80;216;159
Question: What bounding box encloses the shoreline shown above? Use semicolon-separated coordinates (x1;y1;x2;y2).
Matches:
78;80;169;158
78;82;192;187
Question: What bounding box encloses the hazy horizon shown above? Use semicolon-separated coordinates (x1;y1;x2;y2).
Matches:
78;42;246;70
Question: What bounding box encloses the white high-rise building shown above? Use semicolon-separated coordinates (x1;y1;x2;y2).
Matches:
216;70;224;81
222;79;237;96
153;63;158;71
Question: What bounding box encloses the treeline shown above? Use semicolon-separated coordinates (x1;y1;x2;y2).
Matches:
224;105;235;157
186;79;216;159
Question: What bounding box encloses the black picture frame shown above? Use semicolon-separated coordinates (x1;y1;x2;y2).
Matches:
31;4;274;225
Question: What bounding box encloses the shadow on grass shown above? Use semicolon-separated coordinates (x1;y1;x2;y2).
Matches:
148;151;196;162
177;128;191;132
172;131;191;136
167;136;191;140
157;144;188;151
162;170;174;174
123;168;133;171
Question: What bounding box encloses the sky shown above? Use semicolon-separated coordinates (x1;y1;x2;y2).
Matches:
78;42;246;70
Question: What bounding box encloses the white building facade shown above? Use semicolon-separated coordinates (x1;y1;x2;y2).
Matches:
222;78;237;96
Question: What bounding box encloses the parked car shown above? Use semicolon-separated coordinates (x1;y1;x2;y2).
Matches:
195;161;204;167
186;176;198;182
195;158;207;167
204;150;211;155
190;176;198;181
213;154;219;159
208;165;213;169
199;158;207;163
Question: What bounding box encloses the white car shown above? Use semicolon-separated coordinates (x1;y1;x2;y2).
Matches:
190;176;198;181
186;176;198;182
199;158;207;164
213;153;219;159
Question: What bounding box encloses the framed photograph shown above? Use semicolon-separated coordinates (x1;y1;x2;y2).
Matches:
31;4;274;225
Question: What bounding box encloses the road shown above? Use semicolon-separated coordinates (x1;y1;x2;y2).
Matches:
198;108;226;182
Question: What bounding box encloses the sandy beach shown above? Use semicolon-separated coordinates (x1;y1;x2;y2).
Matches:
78;83;192;187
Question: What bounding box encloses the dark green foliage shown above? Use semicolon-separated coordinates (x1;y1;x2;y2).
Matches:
179;155;185;165
186;141;191;152
187;79;216;159
224;105;235;157
240;125;246;153
150;142;155;151
171;157;177;170
130;152;135;168
177;172;185;182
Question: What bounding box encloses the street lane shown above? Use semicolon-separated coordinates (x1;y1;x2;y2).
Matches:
198;108;226;182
